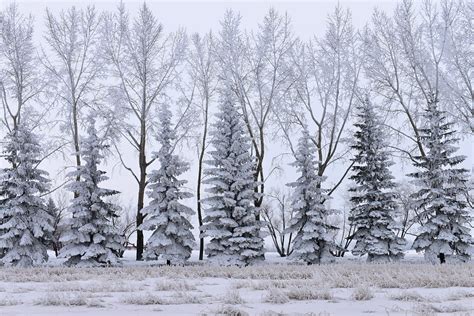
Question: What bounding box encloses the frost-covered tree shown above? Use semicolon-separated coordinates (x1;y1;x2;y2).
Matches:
201;88;265;266
279;5;360;200
409;97;473;264
286;128;339;264
0;125;53;267
102;3;187;260
349;99;405;262
59;118;123;266
140;104;195;265
215;9;296;211
44;6;103;174
43;197;65;257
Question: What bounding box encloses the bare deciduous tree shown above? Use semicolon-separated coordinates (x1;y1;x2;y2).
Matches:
215;9;296;211
443;0;473;133
363;0;471;163
112;200;137;258
0;4;42;131
261;188;295;257
188;32;218;260
102;3;187;260
393;180;419;240
279;5;361;195
43;5;103;175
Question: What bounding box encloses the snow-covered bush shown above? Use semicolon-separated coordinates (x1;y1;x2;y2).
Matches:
351;285;374;301
120;292;165;305
286;287;333;301
221;289;246;304
262;289;290;304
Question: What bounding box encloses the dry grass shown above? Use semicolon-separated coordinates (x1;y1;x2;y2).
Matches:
262;289;290;304
0;263;471;289
35;292;103;307
49;281;138;293
351;285;374;301
120;292;165;305
222;289;246;304
155;279;196;291
259;311;288;316
389;290;426;302
0;296;22;306
204;305;250;316
286;287;333;301
446;290;474;301
168;291;204;304
413;303;471;314
0;262;472;315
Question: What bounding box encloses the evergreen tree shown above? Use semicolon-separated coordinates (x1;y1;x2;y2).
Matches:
44;198;63;257
0;125;53;267
409;96;473;263
201;88;265;266
286;128;339;264
349;99;405;262
59;117;124;266
0;172;6;260
140;104;195;265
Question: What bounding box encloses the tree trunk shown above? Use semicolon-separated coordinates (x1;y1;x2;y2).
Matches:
196;111;208;260
136;187;145;261
136;123;147;261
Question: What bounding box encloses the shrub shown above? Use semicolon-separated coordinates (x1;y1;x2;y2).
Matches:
351;285;374;301
262;289;290;304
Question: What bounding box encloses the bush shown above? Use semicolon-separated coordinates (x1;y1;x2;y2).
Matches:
351;285;374;301
262;289;290;304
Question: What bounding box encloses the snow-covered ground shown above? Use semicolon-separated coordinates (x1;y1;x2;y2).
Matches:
0;251;472;315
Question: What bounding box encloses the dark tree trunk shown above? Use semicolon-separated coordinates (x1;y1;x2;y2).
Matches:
136;122;147;261
197;116;208;260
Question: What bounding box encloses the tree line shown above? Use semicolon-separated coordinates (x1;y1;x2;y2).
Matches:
0;1;472;267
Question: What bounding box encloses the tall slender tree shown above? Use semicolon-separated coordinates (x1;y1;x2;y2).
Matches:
409;96;473;263
349;99;405;262
140;104;195;265
215;9;296;214
278;5;360;200
188;32;217;260
102;3;187;260
201;87;265;266
59;117;123;266
43;6;103;177
286;128;339;264
0;3;42;132
0;125;53;267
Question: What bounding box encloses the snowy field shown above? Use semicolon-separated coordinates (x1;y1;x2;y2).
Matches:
0;252;473;316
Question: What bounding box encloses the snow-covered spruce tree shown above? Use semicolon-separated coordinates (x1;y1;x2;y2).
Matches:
201;88;265;266
409;96;473;264
349;99;405;263
0;125;53;267
140;104;195;265
44;198;63;257
59;118;124;267
286;128;339;265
